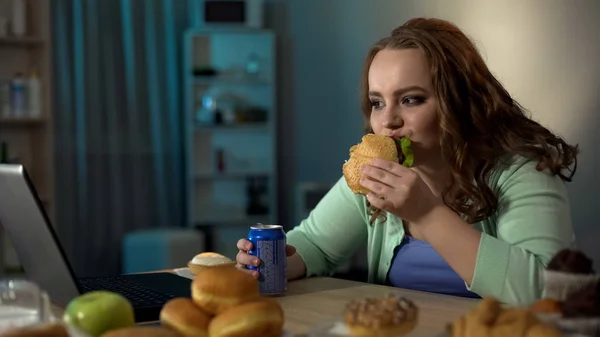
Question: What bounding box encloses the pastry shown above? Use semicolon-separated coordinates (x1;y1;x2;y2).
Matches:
191;267;260;315
342;135;413;195
490;308;539;337
188;252;236;275
548;281;600;336
449;297;564;337
159;297;212;337
344;293;418;337
547;249;595;274
544;249;600;301
562;281;600;317
208;298;285;337
531;298;562;314
100;327;179;337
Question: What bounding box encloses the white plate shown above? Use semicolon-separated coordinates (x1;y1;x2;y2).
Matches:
173;267;194;280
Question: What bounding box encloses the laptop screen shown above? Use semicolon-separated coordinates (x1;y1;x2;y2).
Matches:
0;164;81;307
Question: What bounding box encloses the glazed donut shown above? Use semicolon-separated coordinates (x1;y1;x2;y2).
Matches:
344;294;418;337
208;298;285;337
159;297;212;337
191;267;259;315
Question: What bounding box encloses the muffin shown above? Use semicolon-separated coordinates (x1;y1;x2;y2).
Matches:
547;281;600;336
188;252;236;275
543;249;600;301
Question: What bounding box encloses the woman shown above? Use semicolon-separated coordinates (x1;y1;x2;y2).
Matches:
235;18;578;306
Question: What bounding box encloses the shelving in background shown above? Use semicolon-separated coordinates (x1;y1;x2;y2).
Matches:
0;0;54;275
184;28;278;235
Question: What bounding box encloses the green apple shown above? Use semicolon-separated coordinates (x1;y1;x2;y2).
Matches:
63;291;135;337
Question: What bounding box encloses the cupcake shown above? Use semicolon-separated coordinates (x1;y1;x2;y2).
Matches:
188;252;236;275
548;281;600;336
543;249;600;301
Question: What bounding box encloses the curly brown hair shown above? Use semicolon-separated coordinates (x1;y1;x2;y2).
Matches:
361;18;578;224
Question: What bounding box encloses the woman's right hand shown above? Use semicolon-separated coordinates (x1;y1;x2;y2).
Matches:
236;238;297;278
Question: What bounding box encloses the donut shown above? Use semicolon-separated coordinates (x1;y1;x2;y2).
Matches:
191;267;259;315
159;297;212;337
344;294;418;337
208;298;285;337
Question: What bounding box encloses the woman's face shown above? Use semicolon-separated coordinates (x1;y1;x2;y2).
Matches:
368;48;441;165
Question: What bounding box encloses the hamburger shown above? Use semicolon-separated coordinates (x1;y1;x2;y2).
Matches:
342;134;414;195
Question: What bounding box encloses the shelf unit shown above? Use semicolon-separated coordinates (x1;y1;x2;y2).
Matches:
184;28;277;230
0;0;54;274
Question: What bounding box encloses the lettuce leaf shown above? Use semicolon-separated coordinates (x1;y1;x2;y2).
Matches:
396;137;414;167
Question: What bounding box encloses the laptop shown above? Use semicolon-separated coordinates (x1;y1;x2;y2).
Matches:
0;164;192;322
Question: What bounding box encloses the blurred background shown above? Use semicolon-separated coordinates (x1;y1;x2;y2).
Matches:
0;0;598;281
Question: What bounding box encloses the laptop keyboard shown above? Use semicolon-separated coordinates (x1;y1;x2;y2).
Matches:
77;276;176;307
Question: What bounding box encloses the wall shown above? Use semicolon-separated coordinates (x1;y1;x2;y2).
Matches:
267;0;600;267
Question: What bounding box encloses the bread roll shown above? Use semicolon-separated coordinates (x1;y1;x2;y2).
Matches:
160;297;211;337
188;252;236;275
191;267;259;315
208;298;284;337
100;327;179;337
342;134;399;195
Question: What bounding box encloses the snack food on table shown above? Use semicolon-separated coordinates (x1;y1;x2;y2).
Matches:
159;297;211;337
527;249;600;335
62;290;135;337
191;267;260;315
448;297;563;337
187;252;236;275
160;266;285;337
208;298;284;337
343;293;418;337
100;327;179;337
545;280;600;336
544;249;600;302
530;298;562;314
342;134;414;195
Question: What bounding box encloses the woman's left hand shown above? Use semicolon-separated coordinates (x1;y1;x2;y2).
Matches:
359;158;443;224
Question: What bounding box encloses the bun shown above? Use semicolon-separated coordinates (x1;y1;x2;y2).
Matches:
208;298;284;337
188;252;236;275
344;294;418;337
342;134;399;195
191;267;259;315
101;327;179;337
160;297;212;337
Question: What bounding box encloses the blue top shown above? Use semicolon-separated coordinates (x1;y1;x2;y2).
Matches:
387;235;481;298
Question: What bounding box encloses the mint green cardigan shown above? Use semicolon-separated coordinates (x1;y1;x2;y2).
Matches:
286;156;576;306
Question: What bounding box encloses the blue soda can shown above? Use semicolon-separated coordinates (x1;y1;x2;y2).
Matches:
247;223;287;295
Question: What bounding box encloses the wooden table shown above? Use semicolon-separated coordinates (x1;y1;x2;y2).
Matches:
52;275;479;337
277;277;478;336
